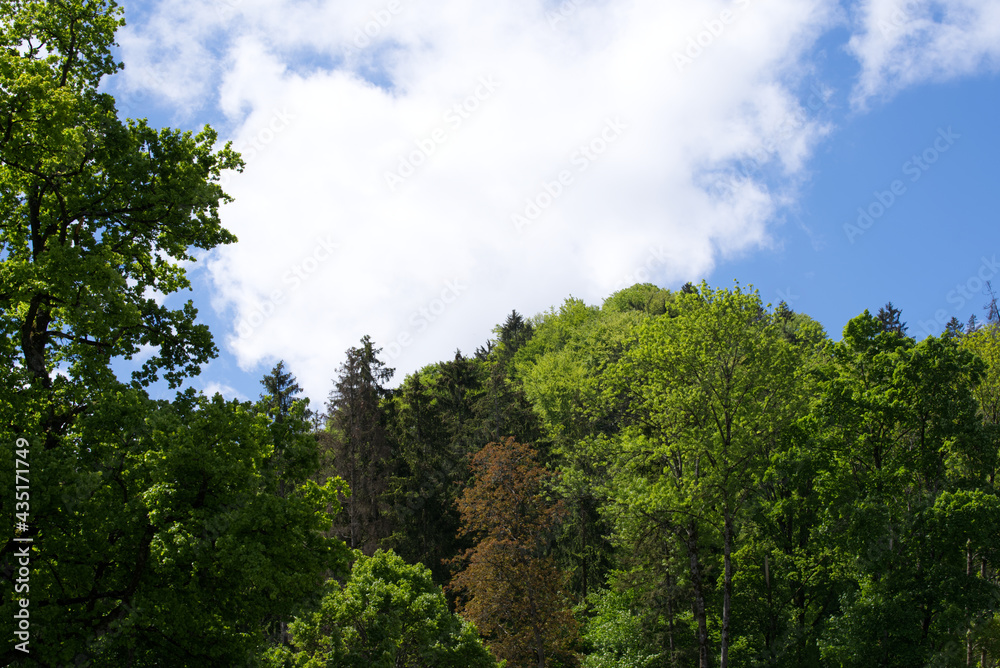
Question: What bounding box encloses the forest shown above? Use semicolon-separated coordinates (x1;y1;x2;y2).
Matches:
1;1;999;667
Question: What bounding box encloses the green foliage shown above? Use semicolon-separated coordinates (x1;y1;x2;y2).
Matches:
383;364;474;584
323;335;395;554
812;313;1000;667
602;283;675;316
580;589;663;668
611;282;804;666
0;3;348;664
268;549;499;668
0;0;241;396
1;386;350;665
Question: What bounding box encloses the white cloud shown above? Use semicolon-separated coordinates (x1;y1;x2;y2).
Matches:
202;380;249;402
113;0;855;400
848;0;1000;109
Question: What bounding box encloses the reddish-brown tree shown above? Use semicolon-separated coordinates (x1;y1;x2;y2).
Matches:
449;437;580;668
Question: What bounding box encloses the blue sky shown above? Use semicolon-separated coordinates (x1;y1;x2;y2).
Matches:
105;0;1000;405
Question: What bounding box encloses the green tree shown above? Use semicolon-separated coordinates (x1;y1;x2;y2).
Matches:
0;2;350;663
384;368;465;584
814;312;1000;667
324;335;395;554
474;311;543;447
261;360;308;421
268;549;498;668
514;297;639;600
581;588;663;668
613;283;803;668
0;0;241;403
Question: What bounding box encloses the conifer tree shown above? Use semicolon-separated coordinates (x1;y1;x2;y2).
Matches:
325;336;395;553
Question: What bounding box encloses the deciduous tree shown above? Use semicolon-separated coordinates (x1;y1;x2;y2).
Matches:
269;549;498;668
450;437;580;668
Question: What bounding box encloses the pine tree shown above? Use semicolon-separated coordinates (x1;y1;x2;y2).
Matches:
876;301;908;336
945;316;965;339
260;360;306;421
325;336;395;553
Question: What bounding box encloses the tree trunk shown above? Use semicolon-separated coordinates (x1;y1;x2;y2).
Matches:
720;512;733;668
687;521;710;668
528;592;547;668
967;540;973;667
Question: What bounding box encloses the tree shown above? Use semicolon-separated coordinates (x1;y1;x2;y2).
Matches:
876;301;907;336
814;313;1000;667
261;360;308;422
601;284;675;316
0;2;350;663
986;281;999;326
259;361;317;495
945;316;966;339
257;361;326;647
0;0;241;404
383;368;466;585
474;311;543;447
613;283;802;668
449;437;580;668
268;549;498;668
324;335;395;554
580;588;662;668
514;297;638;600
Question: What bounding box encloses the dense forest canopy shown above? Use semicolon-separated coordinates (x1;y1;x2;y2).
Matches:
1;2;999;667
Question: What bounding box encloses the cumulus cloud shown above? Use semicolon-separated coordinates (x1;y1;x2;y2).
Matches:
848;0;1000;109
111;0;841;399
202;381;249;402
108;0;1000;400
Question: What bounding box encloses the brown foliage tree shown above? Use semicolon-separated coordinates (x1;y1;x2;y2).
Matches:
449;437;580;668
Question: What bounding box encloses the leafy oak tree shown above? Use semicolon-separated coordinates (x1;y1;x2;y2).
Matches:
0;1;348;664
267;549;499;668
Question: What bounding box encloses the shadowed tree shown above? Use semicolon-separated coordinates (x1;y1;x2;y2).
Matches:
325;336;395;554
876;301;908;336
